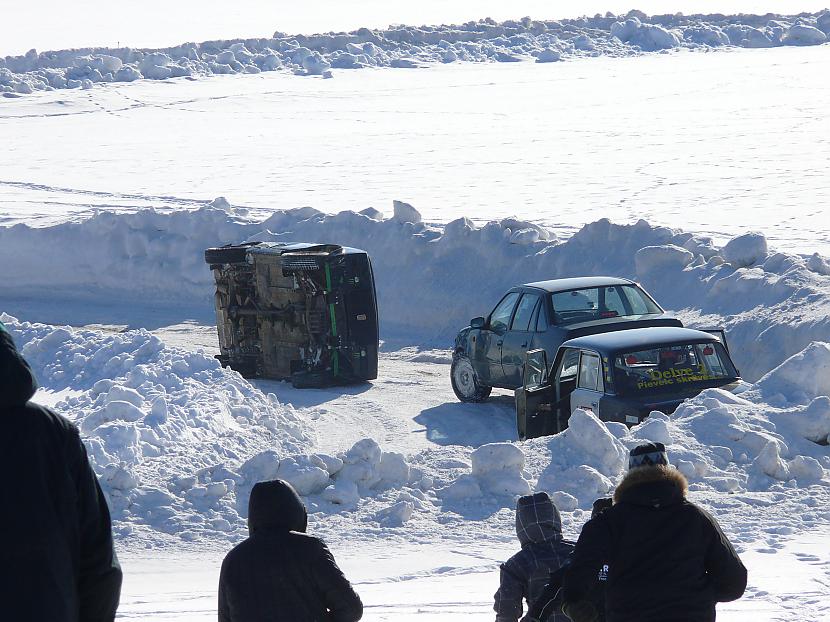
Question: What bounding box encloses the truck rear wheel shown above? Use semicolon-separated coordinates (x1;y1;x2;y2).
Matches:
451;355;492;402
204;243;258;265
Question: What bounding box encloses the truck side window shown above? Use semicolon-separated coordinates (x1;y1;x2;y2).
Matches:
489;292;520;332
559;348;580;380
578;352;603;392
511;294;540;331
534;300;547;332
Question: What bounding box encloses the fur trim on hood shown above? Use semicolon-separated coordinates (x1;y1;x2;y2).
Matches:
613;465;688;507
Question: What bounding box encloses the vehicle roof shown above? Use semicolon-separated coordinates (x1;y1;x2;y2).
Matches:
523;276;635;292
249;242;366;255
561;327;721;353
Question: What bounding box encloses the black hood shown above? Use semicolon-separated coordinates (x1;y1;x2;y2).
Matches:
247;479;308;535
516;491;562;546
0;324;37;410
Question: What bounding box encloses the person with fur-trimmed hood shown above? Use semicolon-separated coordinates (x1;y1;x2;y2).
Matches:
560;443;747;622
494;491;575;622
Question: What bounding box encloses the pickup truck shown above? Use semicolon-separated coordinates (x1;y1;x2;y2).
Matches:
205;242;378;388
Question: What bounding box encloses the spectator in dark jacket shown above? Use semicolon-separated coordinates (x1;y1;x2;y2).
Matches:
0;321;122;622
525;497;612;622
218;478;363;622
561;443;747;622
494;491;575;622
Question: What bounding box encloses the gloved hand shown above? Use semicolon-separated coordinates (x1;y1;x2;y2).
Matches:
561;600;598;622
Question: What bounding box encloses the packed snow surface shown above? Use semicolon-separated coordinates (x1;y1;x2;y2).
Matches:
2;10;829;94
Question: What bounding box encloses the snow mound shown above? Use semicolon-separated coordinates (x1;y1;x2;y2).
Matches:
439;442;531;500
721;232;769;268
3;315;427;543
2;11;829;94
511;383;830;542
784;24;828;46
756;342;830;405
5;207;830;382
611;18;681;51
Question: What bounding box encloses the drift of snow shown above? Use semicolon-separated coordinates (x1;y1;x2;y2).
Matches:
2;10;829;94
3;206;830;382
2;311;829;588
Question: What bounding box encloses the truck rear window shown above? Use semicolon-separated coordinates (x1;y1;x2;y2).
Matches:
550;284;662;326
613;341;737;395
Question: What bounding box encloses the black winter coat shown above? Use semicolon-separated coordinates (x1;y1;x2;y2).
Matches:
218;479;363;622
0;324;122;622
562;465;747;622
494;492;574;622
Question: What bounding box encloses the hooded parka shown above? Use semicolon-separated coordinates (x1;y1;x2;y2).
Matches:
0;323;122;622
562;465;747;622
218;479;363;622
494;492;575;622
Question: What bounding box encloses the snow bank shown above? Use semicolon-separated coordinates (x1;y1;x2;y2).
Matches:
6;313;830;547
435;375;829;545
3;315;425;542
3;205;830;382
1;10;828;93
755;342;830;405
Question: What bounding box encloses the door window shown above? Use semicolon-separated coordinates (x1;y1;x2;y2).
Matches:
511;294;541;331
489;292;520;332
523;349;548;389
559;348;580;381
578;352;603;391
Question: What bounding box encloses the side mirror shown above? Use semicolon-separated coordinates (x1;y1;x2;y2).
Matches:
470;317;486;329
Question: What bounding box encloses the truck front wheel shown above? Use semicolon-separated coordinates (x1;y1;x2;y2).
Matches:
451;355;492;402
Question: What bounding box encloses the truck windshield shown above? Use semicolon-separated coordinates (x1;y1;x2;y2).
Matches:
550;284;662;326
613;341;738;396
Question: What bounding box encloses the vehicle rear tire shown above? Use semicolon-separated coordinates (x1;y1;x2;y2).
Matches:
451;355;492;402
204;243;258;265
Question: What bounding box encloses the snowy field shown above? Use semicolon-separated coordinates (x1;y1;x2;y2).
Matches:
2;46;829;254
3;5;830;621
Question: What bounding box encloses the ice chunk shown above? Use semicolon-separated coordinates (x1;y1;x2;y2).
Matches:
392;200;422;224
374;500;414;526
536;48;562;63
783;24;827;46
635;244;695;276
721;232;768;267
753;441;790;480
566;409;627;476
276;455;330;496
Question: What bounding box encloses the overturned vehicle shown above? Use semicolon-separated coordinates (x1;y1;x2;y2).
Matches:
205;242;378;388
515;327;741;440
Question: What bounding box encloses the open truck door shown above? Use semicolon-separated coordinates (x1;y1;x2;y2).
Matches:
696;327;730;353
515;349;556;440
